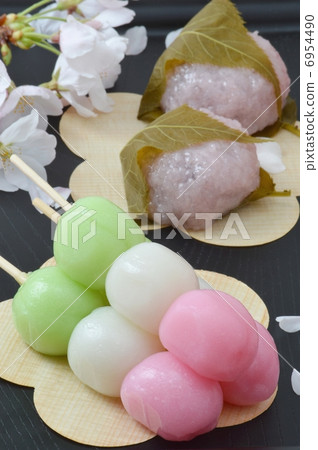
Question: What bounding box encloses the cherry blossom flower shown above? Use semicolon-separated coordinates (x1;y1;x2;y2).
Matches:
52;53;115;116
47;15;129;115
0;110;57;200
59;15;127;75
32;0;136;38
0;60;63;131
0;85;64;131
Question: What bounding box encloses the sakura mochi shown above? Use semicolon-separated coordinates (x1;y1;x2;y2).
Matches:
220;322;280;405
159;289;259;381
146;139;260;230
161;30;290;135
120;351;223;441
67;306;164;397
138;0;291;135
105;242;199;334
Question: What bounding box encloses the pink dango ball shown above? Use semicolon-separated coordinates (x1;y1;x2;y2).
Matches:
159;290;259;382
120;351;223;441
220;322;280;405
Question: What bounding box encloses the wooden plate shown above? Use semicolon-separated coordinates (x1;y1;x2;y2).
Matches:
60;92;300;246
0;266;275;447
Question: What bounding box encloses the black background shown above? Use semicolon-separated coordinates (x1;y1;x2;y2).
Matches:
0;1;300;449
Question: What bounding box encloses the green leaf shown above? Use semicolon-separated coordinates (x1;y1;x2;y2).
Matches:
242;168;291;205
121;106;268;214
281;96;298;124
138;0;281;122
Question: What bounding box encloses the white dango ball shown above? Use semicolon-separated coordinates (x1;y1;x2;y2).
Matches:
67;306;164;397
105;242;199;335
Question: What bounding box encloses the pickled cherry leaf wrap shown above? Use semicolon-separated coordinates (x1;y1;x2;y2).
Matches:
254;97;299;138
120;106;287;217
138;0;282;122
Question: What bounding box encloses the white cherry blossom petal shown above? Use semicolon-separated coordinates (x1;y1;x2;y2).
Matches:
90;6;135;27
16;131;57;166
101;63;121;89
62;90;97;117
124;26;147;55
0;60;11;108
67;38;123;76
0;170;19;192
5;155;48;192
291;369;300;395
0;85;63;131
29;185;71;209
165;28;183;48
60;17;97;59
1;85;63;117
276;316;300;333
88;78;114;112
52;186;72;207
98;0;129;9
255;141;286;174
31;6;67;37
54;55;96;96
0;111;39;146
79;0;129;18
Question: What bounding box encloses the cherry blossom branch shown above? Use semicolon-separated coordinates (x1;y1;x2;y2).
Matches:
31;40;61;55
19;0;53;17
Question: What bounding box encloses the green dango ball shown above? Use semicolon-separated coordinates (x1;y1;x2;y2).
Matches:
53;197;147;291
12;266;107;356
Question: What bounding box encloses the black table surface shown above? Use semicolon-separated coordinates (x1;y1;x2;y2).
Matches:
0;1;300;449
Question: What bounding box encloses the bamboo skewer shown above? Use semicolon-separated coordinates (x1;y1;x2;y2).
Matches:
10;155;73;212
0;256;28;285
32;198;61;224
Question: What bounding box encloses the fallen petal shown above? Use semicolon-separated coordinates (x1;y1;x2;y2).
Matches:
255;141;286;174
291;369;300;395
165;28;183;48
125;26;148;55
276;316;300;333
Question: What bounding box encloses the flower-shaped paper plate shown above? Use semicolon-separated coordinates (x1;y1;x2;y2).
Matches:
0;263;275;447
60;92;300;247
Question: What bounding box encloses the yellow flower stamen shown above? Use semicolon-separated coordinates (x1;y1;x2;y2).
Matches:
0;143;13;170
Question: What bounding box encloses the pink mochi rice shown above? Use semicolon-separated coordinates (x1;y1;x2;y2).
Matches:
161;32;290;135
145;138;260;230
